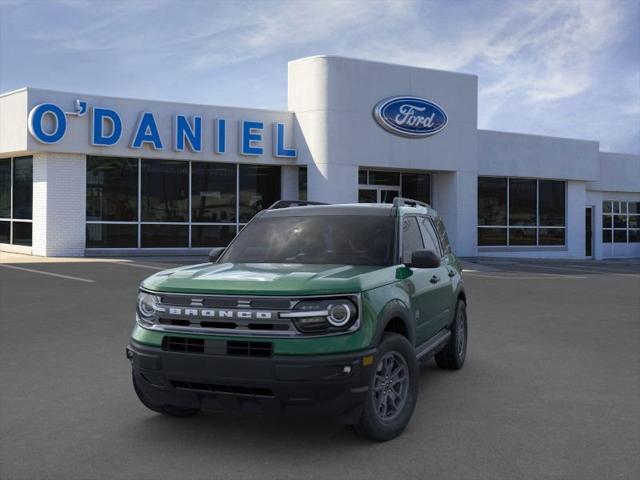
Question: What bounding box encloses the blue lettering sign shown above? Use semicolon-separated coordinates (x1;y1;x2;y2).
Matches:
28;103;67;144
240;120;263;156
215;119;226;154
131;112;164;150
175;115;202;152
273;123;297;158
91;107;122;146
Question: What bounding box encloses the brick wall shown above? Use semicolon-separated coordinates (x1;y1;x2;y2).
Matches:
32;152;86;257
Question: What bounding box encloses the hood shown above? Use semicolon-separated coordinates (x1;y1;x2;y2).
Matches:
141;262;399;295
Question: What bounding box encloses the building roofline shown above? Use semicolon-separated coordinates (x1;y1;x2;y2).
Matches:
288;54;478;79
478;128;600;147
0;86;292;115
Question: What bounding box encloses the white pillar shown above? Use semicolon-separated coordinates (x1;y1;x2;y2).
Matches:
431;170;477;257
307;162;358;204
566;181;586;259
32;152;86;257
281;165;299;200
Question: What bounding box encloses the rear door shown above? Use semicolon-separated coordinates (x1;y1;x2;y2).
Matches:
400;216;446;345
416;216;452;340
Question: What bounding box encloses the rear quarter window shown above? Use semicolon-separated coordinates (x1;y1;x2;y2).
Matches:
433;216;452;254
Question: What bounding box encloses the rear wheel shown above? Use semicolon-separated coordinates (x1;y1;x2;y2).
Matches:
132;373;200;417
353;333;419;441
435;300;467;370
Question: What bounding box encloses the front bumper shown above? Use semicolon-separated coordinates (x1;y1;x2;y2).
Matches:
127;340;376;423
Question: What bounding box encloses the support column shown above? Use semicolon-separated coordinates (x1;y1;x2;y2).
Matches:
281;165;299;201
307;162;358;204
32;152;86;257
566;180;586;259
431;170;477;257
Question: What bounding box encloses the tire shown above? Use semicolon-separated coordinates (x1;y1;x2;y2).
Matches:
435;300;467;370
353;333;419;441
132;373;201;417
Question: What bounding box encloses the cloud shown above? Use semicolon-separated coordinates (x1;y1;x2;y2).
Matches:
1;0;638;153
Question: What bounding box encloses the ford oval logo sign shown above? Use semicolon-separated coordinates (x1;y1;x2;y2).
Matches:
373;96;447;138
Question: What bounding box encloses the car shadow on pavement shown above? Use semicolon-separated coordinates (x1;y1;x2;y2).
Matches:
121;361;449;453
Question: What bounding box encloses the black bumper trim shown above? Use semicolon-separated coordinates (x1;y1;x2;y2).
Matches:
127;340;375;423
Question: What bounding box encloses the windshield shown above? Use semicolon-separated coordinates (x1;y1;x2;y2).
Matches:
220;215;396;265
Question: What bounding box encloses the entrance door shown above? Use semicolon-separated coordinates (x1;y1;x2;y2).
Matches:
585;207;593;257
358;186;399;203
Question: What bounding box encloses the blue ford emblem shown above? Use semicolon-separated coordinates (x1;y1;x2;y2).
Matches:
373;96;447;138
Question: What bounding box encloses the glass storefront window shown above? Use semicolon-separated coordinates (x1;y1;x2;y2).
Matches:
298;166;307;201
85;156;284;249
141;224;189;248
239;165;281;222
86;157;138;221
508;227;537;246
509;178;537;226
0;156;33;246
141;160;189;222
539;180;565;226
478;227;507;246
191;162;236;223
0;220;9;243
401;173;430;204
0;159;10;218
602;200;639;246
86;224;138;248
478;177;507;226
358;169;431;205
478;177;566;247
368;171;400;186
191;225;237;248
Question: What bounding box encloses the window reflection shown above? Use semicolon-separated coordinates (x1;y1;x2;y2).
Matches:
239;165;281;222
141;160;189;222
191;162;236;223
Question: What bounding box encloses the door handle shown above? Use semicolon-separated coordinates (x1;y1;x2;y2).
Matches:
430;275;440;284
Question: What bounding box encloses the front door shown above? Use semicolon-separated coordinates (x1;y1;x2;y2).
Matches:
585;207;593;257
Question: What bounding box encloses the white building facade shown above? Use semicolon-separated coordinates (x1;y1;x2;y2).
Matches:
1;56;638;259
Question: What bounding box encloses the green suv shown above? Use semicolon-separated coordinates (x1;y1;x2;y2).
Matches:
127;198;468;441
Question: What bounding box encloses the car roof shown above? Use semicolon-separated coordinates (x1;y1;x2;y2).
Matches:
261;203;437;218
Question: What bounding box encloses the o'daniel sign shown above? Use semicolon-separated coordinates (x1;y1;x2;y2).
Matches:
373;96;447;138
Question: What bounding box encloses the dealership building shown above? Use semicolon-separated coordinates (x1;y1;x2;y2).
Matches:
0;55;638;259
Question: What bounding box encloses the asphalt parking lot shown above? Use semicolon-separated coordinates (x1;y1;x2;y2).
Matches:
1;254;639;480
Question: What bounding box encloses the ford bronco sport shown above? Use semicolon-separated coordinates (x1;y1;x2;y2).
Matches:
127;198;468;441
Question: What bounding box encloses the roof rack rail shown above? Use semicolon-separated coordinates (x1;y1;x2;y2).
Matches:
268;200;329;209
392;197;431;209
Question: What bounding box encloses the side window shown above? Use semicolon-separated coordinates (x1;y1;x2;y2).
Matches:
434;216;452;255
419;217;442;256
401;216;424;263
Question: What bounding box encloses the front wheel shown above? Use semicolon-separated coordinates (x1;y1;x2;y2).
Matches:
353;333;419;441
435;299;467;370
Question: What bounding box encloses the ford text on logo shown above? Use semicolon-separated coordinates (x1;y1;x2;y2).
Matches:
373;96;447;138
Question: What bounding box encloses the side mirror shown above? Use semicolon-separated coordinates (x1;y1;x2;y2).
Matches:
408;249;441;269
208;247;225;263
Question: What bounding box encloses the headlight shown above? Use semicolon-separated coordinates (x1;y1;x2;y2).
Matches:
136;291;160;326
282;297;358;334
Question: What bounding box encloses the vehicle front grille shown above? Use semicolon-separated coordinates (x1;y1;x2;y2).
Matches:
162;336;273;357
162;336;204;353
227;340;273;357
171;380;274;397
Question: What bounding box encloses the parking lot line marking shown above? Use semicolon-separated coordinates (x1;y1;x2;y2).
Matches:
0;264;96;283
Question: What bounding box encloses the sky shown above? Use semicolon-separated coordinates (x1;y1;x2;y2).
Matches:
1;0;639;154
